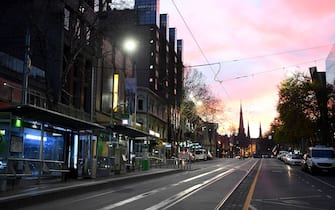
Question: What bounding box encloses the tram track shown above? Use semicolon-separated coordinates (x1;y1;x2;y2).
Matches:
216;159;262;210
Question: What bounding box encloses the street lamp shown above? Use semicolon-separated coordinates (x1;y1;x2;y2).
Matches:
122;38;138;127
123;38;137;54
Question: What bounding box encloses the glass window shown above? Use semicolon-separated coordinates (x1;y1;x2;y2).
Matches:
23;128;64;161
312;150;334;158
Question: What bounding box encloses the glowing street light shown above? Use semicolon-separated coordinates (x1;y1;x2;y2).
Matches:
123;38;137;53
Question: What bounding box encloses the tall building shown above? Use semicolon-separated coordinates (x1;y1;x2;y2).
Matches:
135;0;160;26
0;1;184;192
0;0;149;185
0;0;108;182
107;0;184;146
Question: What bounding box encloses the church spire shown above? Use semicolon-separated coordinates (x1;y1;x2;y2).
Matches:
259;122;262;139
238;103;245;136
247;122;251;139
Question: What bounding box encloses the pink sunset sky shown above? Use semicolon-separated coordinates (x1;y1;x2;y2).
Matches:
160;0;335;137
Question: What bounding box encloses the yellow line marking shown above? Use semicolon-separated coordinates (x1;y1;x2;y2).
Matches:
243;159;263;210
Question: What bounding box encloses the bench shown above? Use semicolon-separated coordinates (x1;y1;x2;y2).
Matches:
42;162;70;181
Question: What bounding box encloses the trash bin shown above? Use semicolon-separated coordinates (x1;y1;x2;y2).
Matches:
142;159;149;171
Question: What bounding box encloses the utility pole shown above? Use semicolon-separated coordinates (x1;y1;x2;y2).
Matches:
22;30;31;105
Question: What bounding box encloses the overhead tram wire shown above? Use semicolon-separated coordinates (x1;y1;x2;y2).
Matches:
219;57;326;83
187;43;332;83
171;0;223;83
171;0;332;79
171;0;231;101
171;1;333;100
219;43;333;64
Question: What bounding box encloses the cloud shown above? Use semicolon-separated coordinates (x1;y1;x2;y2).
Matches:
161;0;335;136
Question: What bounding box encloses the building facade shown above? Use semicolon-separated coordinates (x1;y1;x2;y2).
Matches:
0;0;186;191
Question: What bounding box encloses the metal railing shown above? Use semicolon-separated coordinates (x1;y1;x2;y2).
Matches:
0;157;69;178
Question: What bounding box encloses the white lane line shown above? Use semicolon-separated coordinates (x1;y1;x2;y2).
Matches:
72;190;118;203
99;160;256;210
145;169;236;210
98;167;225;210
98;188;160;210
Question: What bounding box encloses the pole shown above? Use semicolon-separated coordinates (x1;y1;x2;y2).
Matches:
22;30;31;104
133;62;137;127
91;66;94;122
38;123;44;183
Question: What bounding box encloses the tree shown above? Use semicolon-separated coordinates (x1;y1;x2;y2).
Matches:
183;68;222;122
181;68;222;145
275;73;317;147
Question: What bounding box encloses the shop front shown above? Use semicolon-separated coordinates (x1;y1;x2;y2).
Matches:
0;105;104;191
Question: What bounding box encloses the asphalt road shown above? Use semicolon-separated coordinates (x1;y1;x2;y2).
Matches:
249;158;335;210
10;158;335;210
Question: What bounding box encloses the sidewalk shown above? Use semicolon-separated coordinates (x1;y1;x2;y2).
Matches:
0;167;181;208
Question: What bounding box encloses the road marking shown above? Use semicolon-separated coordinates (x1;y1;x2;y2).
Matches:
98;166;231;210
214;159;259;210
249;204;258;210
243;159;263;210
253;195;323;209
145;168;236;210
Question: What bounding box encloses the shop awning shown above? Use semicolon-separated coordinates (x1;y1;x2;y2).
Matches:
110;124;149;138
0;104;105;130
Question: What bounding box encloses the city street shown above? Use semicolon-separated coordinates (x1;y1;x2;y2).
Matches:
6;158;335;210
250;158;335;210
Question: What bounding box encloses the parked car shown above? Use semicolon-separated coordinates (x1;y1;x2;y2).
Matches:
284;154;302;165
277;151;289;161
194;149;207;161
281;153;290;163
301;146;335;174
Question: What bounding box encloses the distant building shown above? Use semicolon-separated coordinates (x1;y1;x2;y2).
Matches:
326;45;335;85
236;104;251;156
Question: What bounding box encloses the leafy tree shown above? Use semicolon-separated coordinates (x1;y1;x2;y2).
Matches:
275;73;317;147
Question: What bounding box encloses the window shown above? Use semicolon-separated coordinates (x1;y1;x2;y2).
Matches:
138;99;143;111
64;8;70;30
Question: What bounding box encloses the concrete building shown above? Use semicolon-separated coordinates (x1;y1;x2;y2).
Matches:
326;44;335;85
0;0;153;188
101;0;184;156
0;0;185;191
